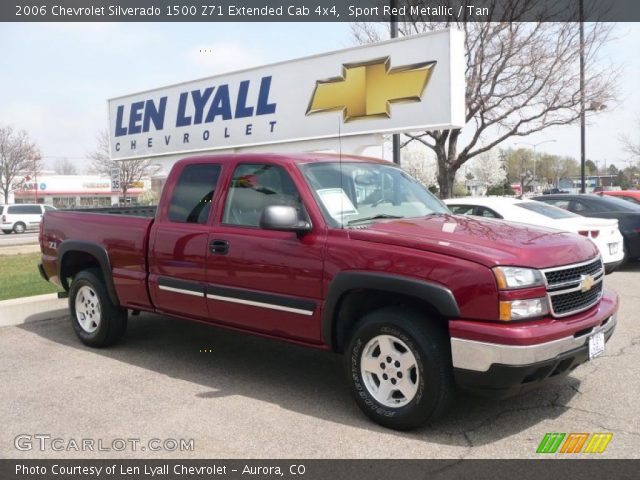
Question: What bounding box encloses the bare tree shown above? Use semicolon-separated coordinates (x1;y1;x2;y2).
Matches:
352;2;617;197
0;126;42;204
88;130;160;204
620;118;640;161
53;157;77;175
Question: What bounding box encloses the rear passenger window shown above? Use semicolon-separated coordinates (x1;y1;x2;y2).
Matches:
449;205;475;215
223;164;303;227
477;207;502;218
8;205;41;214
570;201;590;213
168;164;221;224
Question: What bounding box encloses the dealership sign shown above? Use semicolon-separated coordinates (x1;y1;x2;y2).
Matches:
108;29;465;160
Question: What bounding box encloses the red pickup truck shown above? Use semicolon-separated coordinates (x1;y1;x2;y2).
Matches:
39;153;618;430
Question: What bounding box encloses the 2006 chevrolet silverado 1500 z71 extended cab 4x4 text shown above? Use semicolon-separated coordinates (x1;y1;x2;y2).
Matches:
39;153;618;430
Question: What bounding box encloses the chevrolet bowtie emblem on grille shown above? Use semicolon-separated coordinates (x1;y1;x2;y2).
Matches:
306;57;436;122
579;274;595;293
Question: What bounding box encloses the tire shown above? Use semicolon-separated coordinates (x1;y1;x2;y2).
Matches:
344;306;453;430
619;241;630;267
2;230;12;234
68;268;127;347
13;222;26;234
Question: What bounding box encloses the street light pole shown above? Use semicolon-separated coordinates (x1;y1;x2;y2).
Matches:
515;140;556;192
579;0;586;193
390;0;400;165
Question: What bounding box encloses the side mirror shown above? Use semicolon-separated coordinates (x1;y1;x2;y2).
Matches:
259;205;311;234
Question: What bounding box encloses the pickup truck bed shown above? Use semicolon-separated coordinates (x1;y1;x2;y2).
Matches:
66;206;157;217
41;209;154;310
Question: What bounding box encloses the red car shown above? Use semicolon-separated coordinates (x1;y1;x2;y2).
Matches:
598;190;640;205
39;154;618;430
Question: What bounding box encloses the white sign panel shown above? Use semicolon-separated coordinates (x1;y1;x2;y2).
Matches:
108;29;465;160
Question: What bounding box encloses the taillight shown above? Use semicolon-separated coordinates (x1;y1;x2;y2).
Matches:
590;230;599;239
578;231;588;237
578;230;599;239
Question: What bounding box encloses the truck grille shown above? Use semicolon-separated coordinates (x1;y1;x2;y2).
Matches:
542;257;604;318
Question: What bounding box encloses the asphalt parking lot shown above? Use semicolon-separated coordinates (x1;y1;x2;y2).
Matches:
1;264;639;459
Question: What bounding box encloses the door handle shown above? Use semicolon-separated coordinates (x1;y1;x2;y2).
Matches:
210;239;229;255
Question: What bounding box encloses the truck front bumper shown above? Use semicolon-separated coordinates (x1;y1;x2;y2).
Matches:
450;289;618;397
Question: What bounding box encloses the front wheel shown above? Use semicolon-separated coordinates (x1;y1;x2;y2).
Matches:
69;268;127;347
344;307;453;430
2;229;12;234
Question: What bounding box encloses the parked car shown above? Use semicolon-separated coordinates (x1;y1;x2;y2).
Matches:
593;186;620;193
444;197;624;273
541;188;569;195
1;203;56;234
39;154;618;430
533;194;640;263
598;190;640;205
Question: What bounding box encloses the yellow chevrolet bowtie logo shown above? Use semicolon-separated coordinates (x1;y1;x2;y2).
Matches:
306;57;436;122
580;274;595;293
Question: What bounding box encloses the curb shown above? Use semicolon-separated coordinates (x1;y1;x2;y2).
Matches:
0;293;68;328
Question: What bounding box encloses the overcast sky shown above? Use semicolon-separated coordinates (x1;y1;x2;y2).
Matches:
0;22;638;171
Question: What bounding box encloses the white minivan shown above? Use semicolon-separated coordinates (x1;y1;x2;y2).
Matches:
0;204;56;234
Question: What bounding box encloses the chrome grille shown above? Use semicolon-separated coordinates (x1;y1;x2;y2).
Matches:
544;258;602;290
549;281;603;316
542;257;604;317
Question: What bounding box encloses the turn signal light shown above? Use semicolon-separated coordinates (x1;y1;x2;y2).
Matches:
499;298;548;321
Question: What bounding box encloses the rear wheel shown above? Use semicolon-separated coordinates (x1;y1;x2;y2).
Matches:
344;306;453;430
69;268;127;347
13;222;26;234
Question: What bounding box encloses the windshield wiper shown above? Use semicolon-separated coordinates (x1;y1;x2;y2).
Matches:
347;214;404;225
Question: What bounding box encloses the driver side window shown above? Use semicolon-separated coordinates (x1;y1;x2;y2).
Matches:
222;163;304;227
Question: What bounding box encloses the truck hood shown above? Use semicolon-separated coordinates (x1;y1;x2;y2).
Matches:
347;214;599;269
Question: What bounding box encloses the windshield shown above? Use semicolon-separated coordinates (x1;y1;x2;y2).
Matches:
517;201;579;219
299;162;449;227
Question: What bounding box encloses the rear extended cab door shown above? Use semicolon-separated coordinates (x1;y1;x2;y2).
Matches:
148;160;224;320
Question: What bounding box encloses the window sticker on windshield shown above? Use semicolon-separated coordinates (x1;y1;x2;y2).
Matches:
317;188;358;219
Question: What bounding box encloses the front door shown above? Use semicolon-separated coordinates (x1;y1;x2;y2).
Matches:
205;162;325;342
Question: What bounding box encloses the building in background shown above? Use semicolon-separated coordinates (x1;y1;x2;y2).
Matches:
12;174;146;208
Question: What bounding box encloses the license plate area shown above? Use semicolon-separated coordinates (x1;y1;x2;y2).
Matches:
609;243;619;255
588;331;605;360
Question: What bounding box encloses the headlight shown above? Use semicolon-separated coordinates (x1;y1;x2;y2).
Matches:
499;298;549;321
493;266;544;290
